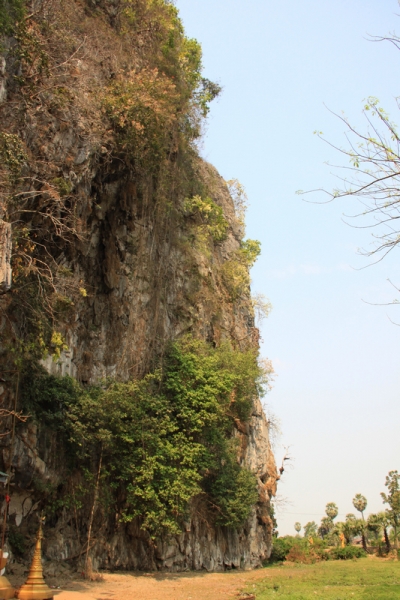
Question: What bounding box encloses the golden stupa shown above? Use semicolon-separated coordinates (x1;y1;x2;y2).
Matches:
0;551;15;600
16;518;54;600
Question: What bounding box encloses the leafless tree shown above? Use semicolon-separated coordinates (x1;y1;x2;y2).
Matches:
300;33;400;266
277;446;292;479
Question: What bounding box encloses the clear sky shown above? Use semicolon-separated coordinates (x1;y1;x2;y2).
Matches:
175;0;400;535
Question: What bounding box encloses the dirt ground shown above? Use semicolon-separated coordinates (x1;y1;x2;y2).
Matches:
49;569;271;600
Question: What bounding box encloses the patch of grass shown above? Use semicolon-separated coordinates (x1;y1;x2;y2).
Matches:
245;557;400;599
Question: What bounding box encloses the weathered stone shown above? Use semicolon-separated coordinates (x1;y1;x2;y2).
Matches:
0;220;11;293
0;56;7;104
0;1;278;570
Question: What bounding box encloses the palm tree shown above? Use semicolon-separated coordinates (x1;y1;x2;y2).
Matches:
380;512;392;553
345;513;357;523
367;512;391;554
352;494;367;518
352;494;368;551
367;513;383;548
318;516;334;539
325;502;338;521
381;471;400;550
303;521;318;539
341;514;357;545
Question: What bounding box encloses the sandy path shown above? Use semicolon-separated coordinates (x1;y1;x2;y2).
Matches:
53;569;273;600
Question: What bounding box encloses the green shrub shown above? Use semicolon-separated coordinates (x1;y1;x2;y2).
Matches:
102;68;181;172
207;455;258;528
102;3;220;173
0;0;25;35
66;338;263;536
51;177;73;197
329;546;367;560
19;364;79;431
184;195;228;242
269;536;329;564
0;133;27;180
20;337;268;538
8;526;26;556
222;239;261;300
269;536;297;563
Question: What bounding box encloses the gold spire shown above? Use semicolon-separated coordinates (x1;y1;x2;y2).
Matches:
0;551;15;600
16;517;54;600
0;574;15;600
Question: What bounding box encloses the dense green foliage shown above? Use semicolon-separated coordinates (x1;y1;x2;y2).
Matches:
21;337;265;538
329;546;367;560
269;536;296;563
303;521;318;538
19;364;79;431
207;456;258;527
269;535;366;565
284;480;400;558
0;0;25;35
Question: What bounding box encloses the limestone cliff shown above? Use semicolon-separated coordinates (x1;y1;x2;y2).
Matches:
0;0;277;572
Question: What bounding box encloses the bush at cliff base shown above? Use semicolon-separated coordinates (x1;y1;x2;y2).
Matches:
269;537;296;562
268;536;328;563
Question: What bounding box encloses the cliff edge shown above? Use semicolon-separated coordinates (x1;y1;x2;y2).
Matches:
0;0;277;571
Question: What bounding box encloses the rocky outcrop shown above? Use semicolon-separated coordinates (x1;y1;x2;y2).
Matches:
5;397;276;571
0;0;277;572
54;160;259;383
0;220;11;293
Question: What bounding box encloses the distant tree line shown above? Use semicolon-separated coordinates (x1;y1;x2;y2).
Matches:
295;470;400;554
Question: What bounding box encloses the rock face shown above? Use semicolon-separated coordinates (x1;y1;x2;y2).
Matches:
0;220;11;293
57;160;260;383
0;0;277;571
4;398;276;572
1;166;278;567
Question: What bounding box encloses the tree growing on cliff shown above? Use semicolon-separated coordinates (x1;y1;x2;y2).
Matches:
63;337;265;538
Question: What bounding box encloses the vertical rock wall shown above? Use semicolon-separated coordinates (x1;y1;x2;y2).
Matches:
0;220;11;293
0;0;278;571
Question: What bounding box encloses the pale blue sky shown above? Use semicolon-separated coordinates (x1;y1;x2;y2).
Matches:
176;0;400;535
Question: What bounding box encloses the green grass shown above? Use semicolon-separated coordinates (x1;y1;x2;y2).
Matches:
244;557;400;599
